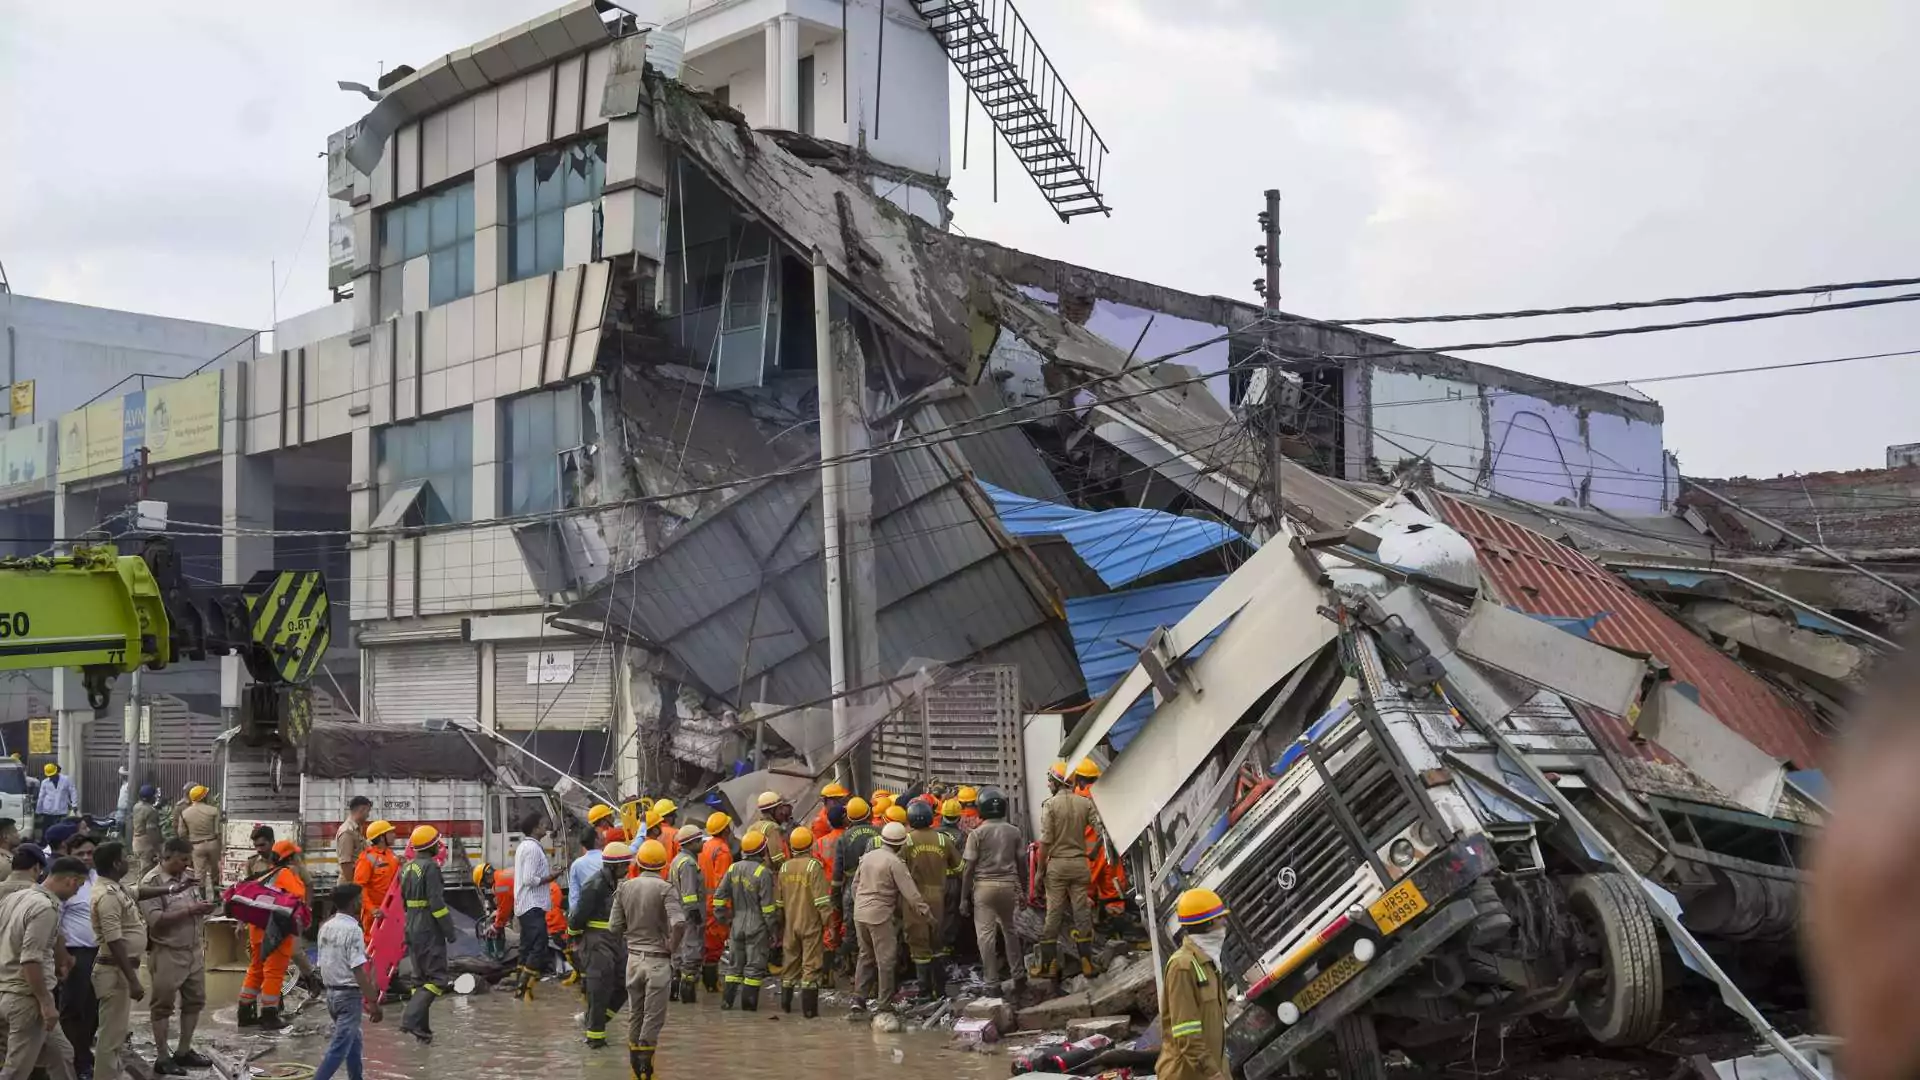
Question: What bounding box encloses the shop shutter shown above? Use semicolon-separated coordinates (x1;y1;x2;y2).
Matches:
495;639;616;730
369;641;479;726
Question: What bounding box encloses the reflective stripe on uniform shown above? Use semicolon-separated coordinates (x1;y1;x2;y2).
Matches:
406;900;428;908
431;907;448;918
587;920;611;929
681;894;698;903
1170;1021;1204;1037
760;904;777;914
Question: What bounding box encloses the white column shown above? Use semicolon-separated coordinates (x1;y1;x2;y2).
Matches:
778;15;801;130
221;450;274;711
763;20;781;128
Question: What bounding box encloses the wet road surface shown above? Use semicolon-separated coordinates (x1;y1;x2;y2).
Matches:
209;974;1004;1080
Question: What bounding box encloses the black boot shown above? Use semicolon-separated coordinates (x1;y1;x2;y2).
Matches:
399;985;436;1043
236;1002;259;1028
916;962;936;1001
721;980;738;1010
742;985;760;1012
680;973;698;1004
629;1045;655;1080
781;983;795;1013
256;1006;286;1031
802;987;819;1019
702;963;719;991
667;976;681;1003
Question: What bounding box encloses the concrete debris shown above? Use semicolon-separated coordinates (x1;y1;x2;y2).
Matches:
953;1017;1001;1047
1066;1016;1133;1041
870;1011;904;1034
963;996;1018;1031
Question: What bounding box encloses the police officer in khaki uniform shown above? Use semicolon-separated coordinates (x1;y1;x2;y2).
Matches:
961;788;1027;988
1157;889;1231;1080
849;822;930;1014
90;842;146;1080
334;797;371;882
177;788;222;900
128;788;163;875
609;839;684;1080
141;838;215;1076
0;855;89;1080
1036;760;1096;981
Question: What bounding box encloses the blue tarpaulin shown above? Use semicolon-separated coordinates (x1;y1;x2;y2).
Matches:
1065;576;1228;750
979;481;1243;588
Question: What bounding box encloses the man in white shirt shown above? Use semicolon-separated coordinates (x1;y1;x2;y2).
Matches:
313;883;382;1080
57;834;100;1080
509;813;557;1000
34;764;76;839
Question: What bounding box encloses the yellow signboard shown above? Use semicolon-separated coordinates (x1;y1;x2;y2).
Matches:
146;371;222;464
0;423;53;499
7;381;31;419
58;399;127;481
26;719;52;756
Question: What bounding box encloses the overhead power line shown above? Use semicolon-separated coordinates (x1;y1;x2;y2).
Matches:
1330;275;1920;326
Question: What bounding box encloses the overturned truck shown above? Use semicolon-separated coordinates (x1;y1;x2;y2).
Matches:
1065;492;1836;1079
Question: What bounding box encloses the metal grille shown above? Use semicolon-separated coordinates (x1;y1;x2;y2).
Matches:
1215;720;1416;979
870;666;1026;820
368;642;478;725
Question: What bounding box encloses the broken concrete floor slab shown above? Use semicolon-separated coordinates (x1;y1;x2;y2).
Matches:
1066;1015;1133;1041
1016;955;1157;1029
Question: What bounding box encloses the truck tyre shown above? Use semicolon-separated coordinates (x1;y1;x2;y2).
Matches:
1331;1010;1386;1080
1567;872;1663;1046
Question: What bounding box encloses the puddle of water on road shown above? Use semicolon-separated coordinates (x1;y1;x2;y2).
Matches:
215;978;1005;1080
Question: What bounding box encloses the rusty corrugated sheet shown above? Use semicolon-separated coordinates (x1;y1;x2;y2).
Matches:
1429;491;1824;769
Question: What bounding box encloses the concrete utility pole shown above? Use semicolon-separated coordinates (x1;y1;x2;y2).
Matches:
1255;189;1285;530
120;446;150;828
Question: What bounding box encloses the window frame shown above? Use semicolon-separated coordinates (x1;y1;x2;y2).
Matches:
377;181;476;315
500;387;588;518
506;136;608;283
373;410;475;526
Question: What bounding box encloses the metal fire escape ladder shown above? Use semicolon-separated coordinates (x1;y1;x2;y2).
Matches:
911;0;1111;220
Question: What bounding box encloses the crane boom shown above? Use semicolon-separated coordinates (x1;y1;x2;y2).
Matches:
0;537;330;742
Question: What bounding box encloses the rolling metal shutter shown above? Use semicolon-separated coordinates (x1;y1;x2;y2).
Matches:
495;639;616;731
369;641;479;726
871;665;1027;822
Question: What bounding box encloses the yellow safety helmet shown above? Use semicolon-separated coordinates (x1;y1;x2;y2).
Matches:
588;803;615;824
410;824;440;849
1075;758;1103;781
957;786;979;804
603;841;634;864
1048;760;1070;784
188;785;209;802
472;862;492;888
652;797;679;820
756;790;782;810
871;788;893;805
43;763;59;777
885;805;908;824
844;797;870;822
941;798;962;819
789;826;815;852
873;796;894;818
1175;887;1229;928
365;820;395;842
706;812;732;836
635;839;668;869
741;830;767;855
821;782;850;799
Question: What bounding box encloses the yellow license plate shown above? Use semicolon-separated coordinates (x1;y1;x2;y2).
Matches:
1291;952;1366;1013
1368;877;1429;936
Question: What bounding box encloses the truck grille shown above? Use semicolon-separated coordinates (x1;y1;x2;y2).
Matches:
1217;718;1420;980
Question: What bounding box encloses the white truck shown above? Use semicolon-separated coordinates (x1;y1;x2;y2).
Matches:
219;723;581;904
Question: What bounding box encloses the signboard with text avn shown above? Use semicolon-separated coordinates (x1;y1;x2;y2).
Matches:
57;371;222;482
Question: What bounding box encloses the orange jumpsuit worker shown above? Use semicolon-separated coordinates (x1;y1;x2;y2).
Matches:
353;820;401;942
239;840;308;1029
588;803;627;846
698;812;733;991
810;783;850;838
813;804;847;980
956;787;983;835
1074;759;1128;917
633;799;681;879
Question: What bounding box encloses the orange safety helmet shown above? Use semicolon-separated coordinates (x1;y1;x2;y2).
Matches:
272;840;301;859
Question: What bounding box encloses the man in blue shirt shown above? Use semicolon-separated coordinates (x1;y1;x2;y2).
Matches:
34;764;76;840
567;828;603;917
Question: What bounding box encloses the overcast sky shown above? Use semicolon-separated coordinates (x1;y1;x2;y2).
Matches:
5;1;1918;478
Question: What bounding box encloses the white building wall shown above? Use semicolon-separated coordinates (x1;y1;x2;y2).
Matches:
0;295;256;426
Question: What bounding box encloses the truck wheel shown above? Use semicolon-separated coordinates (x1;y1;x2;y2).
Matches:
1331;1010;1386;1080
1567;872;1663;1046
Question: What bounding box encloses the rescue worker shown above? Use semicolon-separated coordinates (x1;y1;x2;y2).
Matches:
746;792;793;870
955;787;983;835
636;799;680;879
712;829;776;1011
696;812;732;992
850;821;930;1014
397;825;456;1044
475;862;513;962
1075;758;1128;920
588;803;626;847
884;804;909;830
869;796;893;829
610;839;682;1080
832;797;877;975
238;840;307;1029
177;786;221;900
667;823;705;1003
128;786;163;874
352;821;399;943
961;788;1027;989
809;782;849;838
938;799;965;962
903;800;962;997
811;804;846;986
1157;889;1230;1080
335;797;372;885
775;826;830;1017
568;840;633;1049
1037;760;1098;982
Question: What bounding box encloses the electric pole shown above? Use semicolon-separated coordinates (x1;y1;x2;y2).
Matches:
1253;189;1286;533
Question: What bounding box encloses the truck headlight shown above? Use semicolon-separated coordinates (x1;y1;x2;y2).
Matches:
1388;838;1416;868
1276;1001;1301;1026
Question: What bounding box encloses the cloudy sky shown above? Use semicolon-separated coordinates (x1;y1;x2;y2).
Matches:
5;1;1918;478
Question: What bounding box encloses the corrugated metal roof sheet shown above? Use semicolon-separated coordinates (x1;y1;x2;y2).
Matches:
979;481;1243;588
1065;576;1226;749
914;381;1068;503
1428;491;1825;769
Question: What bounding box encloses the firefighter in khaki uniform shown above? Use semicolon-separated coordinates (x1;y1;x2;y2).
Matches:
774;826;831;1017
902;801;962;998
608;839;685;1080
1036;760;1097;982
1157;889;1231;1080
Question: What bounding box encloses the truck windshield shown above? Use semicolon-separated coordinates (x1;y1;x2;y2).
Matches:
0;767;27;796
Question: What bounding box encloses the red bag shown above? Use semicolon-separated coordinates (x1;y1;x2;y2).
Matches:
223;879;312;955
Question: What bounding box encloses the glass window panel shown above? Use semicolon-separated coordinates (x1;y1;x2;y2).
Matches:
455;240;474;298
377;269;403;319
534;151;565;212
428;248;457;306
512;160;536;224
534;213;563;276
564;151;591;205
429;192;457;247
455;184;475;237
403;202;428;258
511;221;540;281
723;263;768;331
379;212;400;267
